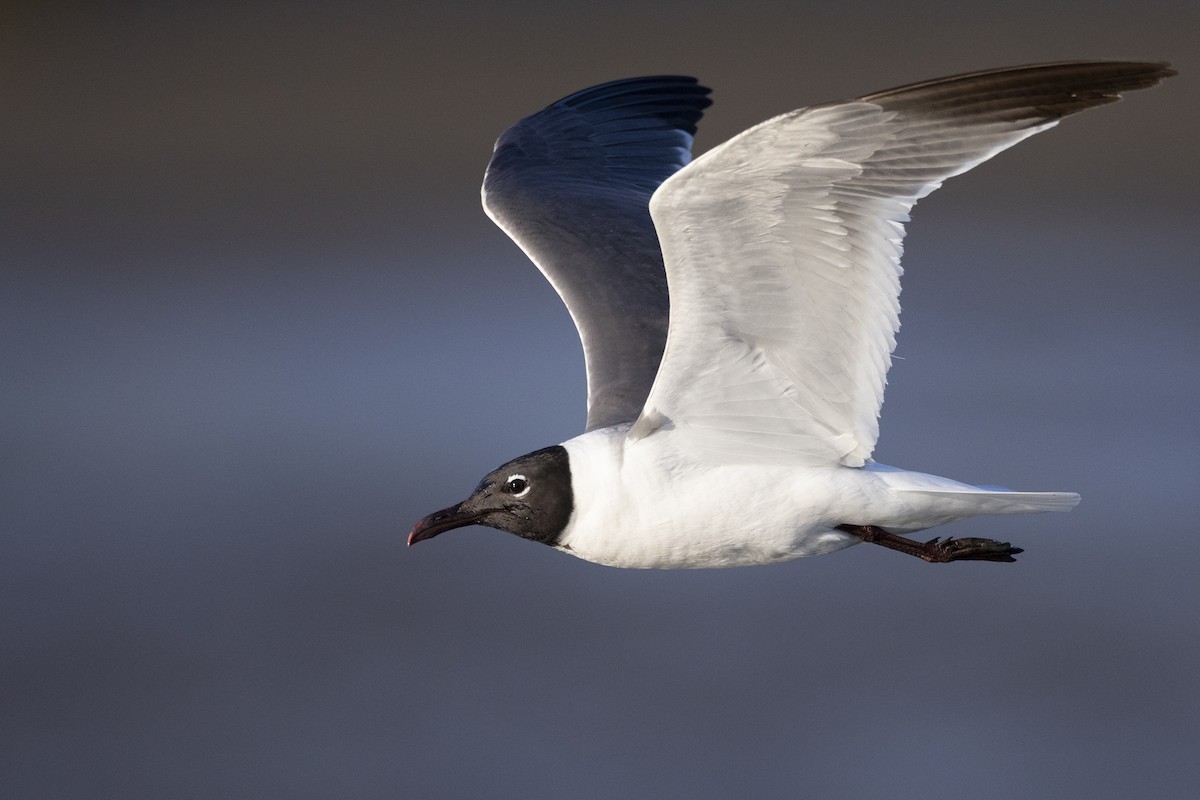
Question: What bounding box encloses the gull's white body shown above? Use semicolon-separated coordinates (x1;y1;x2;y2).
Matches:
558;427;1078;569
411;64;1171;568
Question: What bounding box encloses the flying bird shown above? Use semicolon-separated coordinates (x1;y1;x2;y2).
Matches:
409;61;1174;568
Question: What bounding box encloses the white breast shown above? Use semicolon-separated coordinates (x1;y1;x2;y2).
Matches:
556;427;863;569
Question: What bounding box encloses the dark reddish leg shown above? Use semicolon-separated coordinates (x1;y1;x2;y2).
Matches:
836;524;1023;563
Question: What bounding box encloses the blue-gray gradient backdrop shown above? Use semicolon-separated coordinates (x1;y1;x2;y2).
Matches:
4;2;1198;797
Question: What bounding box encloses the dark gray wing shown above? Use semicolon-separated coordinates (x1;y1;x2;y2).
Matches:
482;76;712;431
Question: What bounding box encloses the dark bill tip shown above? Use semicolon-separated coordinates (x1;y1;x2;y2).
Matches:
407;502;484;546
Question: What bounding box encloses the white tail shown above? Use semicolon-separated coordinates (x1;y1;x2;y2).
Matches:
907;489;1080;513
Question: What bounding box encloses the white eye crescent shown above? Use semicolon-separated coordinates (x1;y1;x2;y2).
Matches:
504;474;530;497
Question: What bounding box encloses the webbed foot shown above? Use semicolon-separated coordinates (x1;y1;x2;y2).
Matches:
837;525;1023;563
924;536;1023;563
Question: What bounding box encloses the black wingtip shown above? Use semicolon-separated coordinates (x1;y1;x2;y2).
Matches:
554;75;713;136
863;60;1176;108
557;75;710;103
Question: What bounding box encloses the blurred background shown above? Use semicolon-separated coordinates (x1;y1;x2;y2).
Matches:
3;2;1198;797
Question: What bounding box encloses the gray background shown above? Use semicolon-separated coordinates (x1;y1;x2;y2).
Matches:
4;2;1198;797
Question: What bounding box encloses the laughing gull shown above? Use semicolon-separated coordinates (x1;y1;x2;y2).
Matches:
410;61;1174;568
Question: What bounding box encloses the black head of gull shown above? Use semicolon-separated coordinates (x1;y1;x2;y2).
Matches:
409;446;573;547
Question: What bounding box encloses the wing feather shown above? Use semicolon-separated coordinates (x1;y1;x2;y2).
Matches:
481;77;712;430
635;61;1174;465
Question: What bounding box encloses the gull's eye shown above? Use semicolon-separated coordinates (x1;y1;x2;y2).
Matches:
504;475;530;496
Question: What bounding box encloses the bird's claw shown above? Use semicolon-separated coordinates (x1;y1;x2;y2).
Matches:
935;537;1024;563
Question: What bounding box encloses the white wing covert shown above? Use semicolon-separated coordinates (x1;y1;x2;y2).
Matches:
633;61;1174;466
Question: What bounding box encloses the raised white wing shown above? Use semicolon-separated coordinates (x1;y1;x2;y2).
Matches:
633;61;1174;466
482;76;711;431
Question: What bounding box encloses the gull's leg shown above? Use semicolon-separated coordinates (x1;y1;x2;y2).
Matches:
836;524;1023;563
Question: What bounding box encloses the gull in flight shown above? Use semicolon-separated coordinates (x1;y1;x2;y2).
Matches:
410;61;1174;568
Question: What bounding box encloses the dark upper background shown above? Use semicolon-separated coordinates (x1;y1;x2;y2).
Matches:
3;2;1198;797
